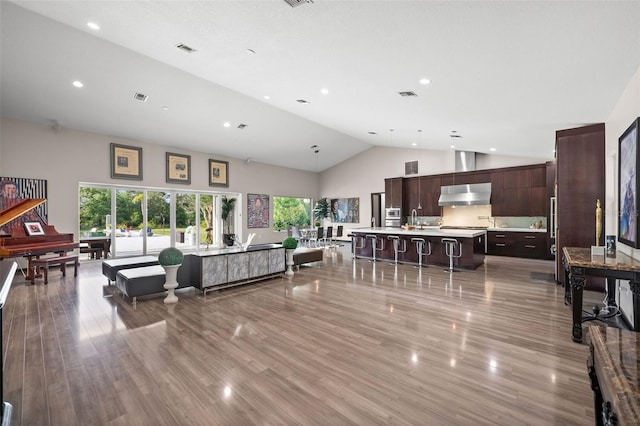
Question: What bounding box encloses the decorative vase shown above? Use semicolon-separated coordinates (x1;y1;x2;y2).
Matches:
285;249;295;276
162;264;180;304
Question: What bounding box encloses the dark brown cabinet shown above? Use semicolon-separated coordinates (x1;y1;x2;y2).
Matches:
385;178;402;208
555;123;605;288
490;164;547;216
487;231;547;259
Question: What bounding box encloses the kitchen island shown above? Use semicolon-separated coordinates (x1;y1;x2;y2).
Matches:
350;227;486;269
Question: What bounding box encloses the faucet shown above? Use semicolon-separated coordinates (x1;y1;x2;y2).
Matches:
411;209;417;226
371;217;376;228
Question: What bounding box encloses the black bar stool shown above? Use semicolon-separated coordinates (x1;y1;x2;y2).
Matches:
442;238;462;272
387;235;406;264
411;237;432;268
349;233;364;258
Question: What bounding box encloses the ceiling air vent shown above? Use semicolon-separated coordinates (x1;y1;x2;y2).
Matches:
398;91;417;97
405;160;418;175
133;92;148;102
176;43;197;53
237;124;247;129
284;0;312;7
296;99;310;104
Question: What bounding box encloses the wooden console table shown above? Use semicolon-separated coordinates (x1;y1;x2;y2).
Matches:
587;325;639;425
563;247;640;343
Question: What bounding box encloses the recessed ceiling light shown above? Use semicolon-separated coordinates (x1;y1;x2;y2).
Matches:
419;78;431;85
162;106;169;111
246;48;256;54
411;143;417;147
87;22;100;30
450;145;456;149
490;148;496;152
368;131;377;135
72;80;83;88
263;95;270;100
320;88;329;95
223;122;231;127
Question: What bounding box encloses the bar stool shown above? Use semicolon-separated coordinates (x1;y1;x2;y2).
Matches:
348;233;363;258
387;235;407;264
411;237;432;268
365;234;384;262
442;238;462;272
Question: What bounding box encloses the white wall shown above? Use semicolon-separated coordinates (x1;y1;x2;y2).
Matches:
606;65;640;257
0;118;319;244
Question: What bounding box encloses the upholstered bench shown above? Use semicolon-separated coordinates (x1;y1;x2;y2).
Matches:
102;255;159;284
115;265;166;305
31;254;79;284
292;247;323;267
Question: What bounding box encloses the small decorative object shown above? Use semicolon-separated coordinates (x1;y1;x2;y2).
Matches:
158;247;184;304
209;159;229;187
591;199;605;256
166;152;191;184
110;143;143;180
606;235;616;257
24;221;45;236
282;236;298;276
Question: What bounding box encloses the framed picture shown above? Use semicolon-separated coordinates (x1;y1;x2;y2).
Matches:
166;152;191;184
24;221;45;236
209;159;229;187
618;117;640;248
247;194;270;228
330;197;360;223
110;143;142;180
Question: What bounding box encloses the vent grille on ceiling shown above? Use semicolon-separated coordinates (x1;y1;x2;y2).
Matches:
405;161;418;175
133;92;148;102
176;43;197;53
398;91;418;97
296;99;310;104
284;0;312;7
237;124;247;129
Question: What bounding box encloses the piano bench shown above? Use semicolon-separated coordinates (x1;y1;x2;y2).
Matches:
31;255;79;285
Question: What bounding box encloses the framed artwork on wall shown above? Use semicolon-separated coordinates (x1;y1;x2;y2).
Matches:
110;143;143;180
209;159;229;187
166;152;191;184
330;197;359;223
247;194;269;228
618;117;640;248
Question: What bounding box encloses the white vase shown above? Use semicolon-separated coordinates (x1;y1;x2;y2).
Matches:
162;264;181;304
285;249;295;276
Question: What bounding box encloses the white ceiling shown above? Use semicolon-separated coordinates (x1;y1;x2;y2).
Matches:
2;1;639;172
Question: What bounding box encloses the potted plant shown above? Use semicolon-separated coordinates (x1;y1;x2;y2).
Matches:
313;197;330;226
158;247;184;304
282;236;298;276
221;196;236;246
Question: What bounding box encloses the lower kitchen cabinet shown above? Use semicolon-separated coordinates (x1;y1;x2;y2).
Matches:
487;230;548;259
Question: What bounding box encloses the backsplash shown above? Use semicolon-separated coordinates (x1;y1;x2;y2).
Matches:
402;205;548;229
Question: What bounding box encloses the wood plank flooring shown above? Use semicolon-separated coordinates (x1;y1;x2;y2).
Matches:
2;246;604;425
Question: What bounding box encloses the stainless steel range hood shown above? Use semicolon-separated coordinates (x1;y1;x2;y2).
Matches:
438;182;492;206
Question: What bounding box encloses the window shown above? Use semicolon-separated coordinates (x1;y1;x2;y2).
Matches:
273;196;311;231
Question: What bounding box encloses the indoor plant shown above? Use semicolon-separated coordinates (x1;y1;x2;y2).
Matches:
158;247;184;304
313;197;330;226
282;236;298;276
221;196;237;246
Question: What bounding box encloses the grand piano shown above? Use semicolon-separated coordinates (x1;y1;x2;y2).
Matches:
0;198;78;278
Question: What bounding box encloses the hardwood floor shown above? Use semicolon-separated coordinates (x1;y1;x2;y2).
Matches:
2;247;603;425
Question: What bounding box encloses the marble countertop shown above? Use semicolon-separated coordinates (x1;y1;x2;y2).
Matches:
563;247;640;272
350;227;486;238
589;325;640;424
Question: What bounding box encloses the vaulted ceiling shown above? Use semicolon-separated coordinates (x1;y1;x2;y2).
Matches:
2;1;639;171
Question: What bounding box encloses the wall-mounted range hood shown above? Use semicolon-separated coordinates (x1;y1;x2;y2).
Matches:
438;182;492;207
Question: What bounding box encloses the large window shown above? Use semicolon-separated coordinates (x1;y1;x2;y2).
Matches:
273;196;312;230
79;184;238;256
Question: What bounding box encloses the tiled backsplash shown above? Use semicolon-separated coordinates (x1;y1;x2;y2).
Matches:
404;205;548;229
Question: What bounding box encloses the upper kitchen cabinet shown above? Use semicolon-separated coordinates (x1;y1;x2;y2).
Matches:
402;176;441;216
385;178;403;208
491;164;547;216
